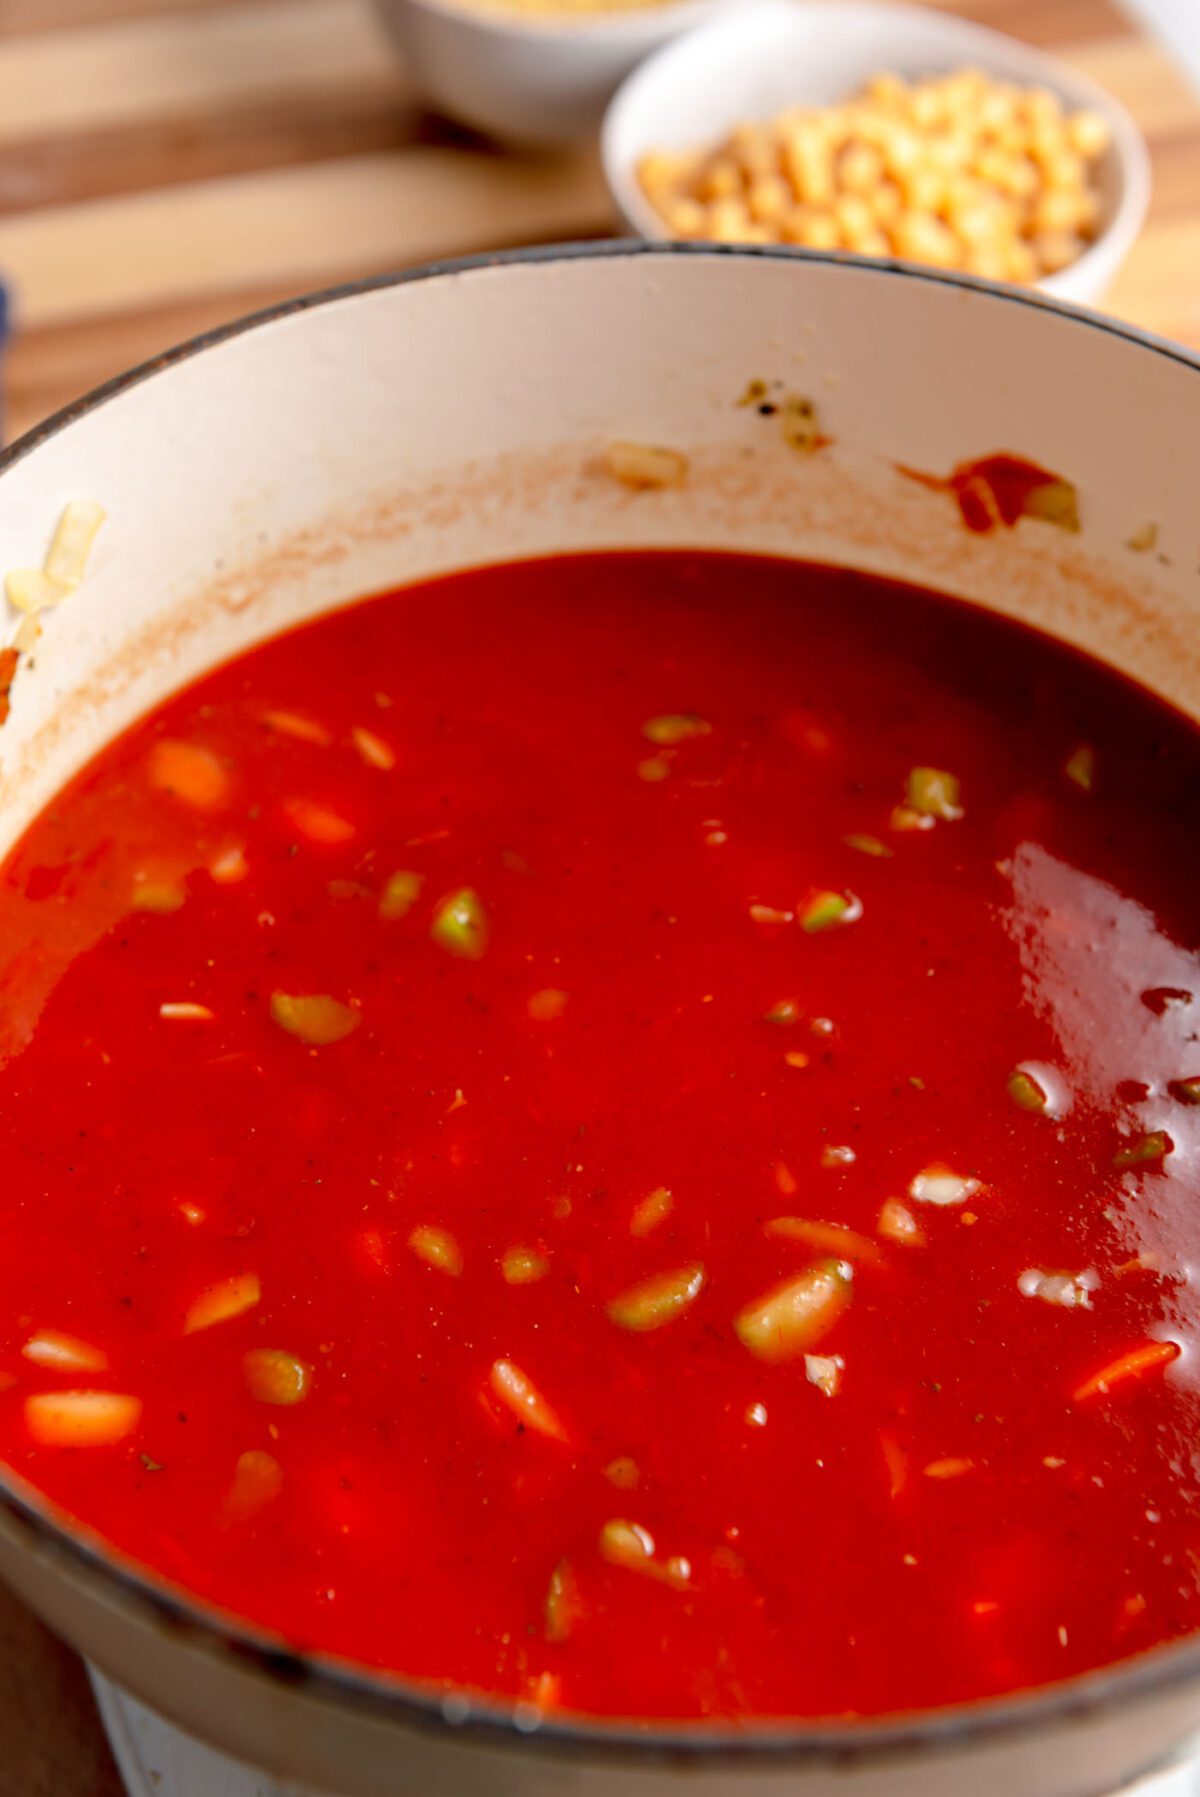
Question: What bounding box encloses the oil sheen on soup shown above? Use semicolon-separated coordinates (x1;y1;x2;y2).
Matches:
0;550;1197;1722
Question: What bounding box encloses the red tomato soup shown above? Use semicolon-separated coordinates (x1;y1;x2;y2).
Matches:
0;549;1198;1722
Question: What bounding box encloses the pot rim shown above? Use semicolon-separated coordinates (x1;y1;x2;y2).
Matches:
3;238;1200;1768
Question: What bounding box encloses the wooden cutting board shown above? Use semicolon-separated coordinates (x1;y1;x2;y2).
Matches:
2;0;1200;446
0;1;1198;1790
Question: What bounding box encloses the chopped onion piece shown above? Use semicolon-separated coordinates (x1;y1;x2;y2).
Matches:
805;1353;844;1397
765;1217;885;1266
797;889;862;934
159;1002;214;1021
351;726;396;771
924;1456;975;1480
263;710;331;746
1007;1062;1069;1119
905;767;963;821
224;1449;283;1523
842;833;893;858
25;1390;140;1447
909;1165;981;1207
283;797;354;844
22;1330;108;1373
501;1246;549;1285
1073;1339;1180;1403
1022;477;1080;532
5;568;71;614
270;992;360;1046
603;442;688;491
637;755;671;783
431;888;488;959
603;1456;639;1490
1064;744;1095;791
1113;1130;1173;1169
409;1225;462;1277
1018;1267;1098;1309
489;1358;569;1444
184;1272;261;1335
820;1143;855;1169
642;714;711;746
606;1264;705;1333
749;902;793;925
877;1199;925;1246
890;804;935;833
44;499;106;589
1007;1067;1048;1113
734;1260;852;1363
544;1559;582;1643
149;740;229;810
244;1348;311;1406
378;870;423;921
630;1185;673;1237
762;998;800;1025
132;879;185;914
599;1518;655;1567
11;613;42;653
210;845;249;885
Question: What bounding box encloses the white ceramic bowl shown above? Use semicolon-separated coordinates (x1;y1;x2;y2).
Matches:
602;0;1151;306
0;244;1198;1796
372;0;733;144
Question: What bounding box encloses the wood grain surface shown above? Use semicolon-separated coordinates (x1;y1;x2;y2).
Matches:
0;0;1196;1789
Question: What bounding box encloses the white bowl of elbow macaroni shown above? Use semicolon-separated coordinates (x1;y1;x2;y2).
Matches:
601;0;1151;306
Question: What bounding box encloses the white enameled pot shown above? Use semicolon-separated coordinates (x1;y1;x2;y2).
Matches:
0;244;1198;1797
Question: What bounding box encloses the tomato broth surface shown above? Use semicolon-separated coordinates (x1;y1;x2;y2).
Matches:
0;549;1199;1722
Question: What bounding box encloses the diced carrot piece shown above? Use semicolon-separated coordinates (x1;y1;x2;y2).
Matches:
350;726;396;771
25;1391;141;1447
489;1358;569;1444
527;988;568;1021
183;1271;261;1335
149;740;230;810
131;878;185;914
734;1261;852;1363
223;1449;283;1523
529;1671;562;1711
1073;1339;1180;1403
263;710;332;747
283;797;354;845
22;1330;108;1373
764;1217;886;1266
